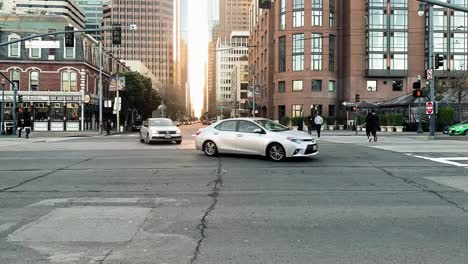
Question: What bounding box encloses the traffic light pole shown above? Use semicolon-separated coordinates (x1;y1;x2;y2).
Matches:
1;79;4;135
12;83;17;136
428;5;436;137
98;42;103;134
418;97;423;134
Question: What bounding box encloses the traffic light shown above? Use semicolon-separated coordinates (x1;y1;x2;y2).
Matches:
352;106;357;112
413;89;422;98
258;0;272;9
435;54;444;69
112;24;122;45
355;94;360;103
18;95;23;103
64;26;74;48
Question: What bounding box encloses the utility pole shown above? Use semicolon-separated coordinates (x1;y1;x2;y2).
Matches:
1;79;4;135
98;42;103;134
12;82;17;135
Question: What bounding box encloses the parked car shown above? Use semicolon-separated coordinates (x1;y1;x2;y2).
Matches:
448;120;468;135
140;118;182;144
173;121;181;127
195;118;318;161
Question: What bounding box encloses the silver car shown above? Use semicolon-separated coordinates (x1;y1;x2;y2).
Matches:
195;118;318;161
140;118;182;144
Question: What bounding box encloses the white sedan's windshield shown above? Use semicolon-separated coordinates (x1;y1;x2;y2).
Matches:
255;120;289;132
150;120;173;127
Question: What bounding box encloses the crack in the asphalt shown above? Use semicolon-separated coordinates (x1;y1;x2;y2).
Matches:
189;158;224;264
378;167;468;213
97;249;113;264
0;157;95;192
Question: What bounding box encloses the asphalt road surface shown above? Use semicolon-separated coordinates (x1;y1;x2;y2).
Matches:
1;124;468;264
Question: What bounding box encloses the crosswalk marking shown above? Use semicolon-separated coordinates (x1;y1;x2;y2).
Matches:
425;177;468;193
406;154;468;167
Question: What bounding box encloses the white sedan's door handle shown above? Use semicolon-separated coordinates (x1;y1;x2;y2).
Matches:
213;132;219;135
236;134;243;137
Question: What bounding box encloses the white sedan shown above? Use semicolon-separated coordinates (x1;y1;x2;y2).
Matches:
195;118;318;161
140;118;182;144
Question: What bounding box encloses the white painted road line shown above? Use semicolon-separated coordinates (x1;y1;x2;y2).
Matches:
407;154;468;167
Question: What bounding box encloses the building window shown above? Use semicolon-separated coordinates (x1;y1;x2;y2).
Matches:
10;70;20;91
329;34;336;72
311;33;322;71
312;0;323;27
280;0;286;30
328;80;336;92
62;71;78;92
278;81;285;93
278;36;286;72
293;0;304;27
329;0;335;27
292;80;303;92
369;54;386;70
392;80;403;91
311;80;322;91
328;105;335;117
367;80;377;92
29;71;39;91
292;33;304;71
390;54;407;70
8;34;21;57
292;104;303;118
29;38;41;59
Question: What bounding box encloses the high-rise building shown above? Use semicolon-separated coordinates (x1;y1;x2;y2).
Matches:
219;0;250;38
216;31;249;112
0;0;86;29
207;22;219;114
103;0;174;99
248;0;468;121
75;0;103;40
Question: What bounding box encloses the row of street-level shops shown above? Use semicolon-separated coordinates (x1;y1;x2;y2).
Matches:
1;91;101;132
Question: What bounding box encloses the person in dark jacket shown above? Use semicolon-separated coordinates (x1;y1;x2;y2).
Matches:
365;110;380;142
23;117;31;139
17;118;23;138
297;116;304;131
307;115;315;135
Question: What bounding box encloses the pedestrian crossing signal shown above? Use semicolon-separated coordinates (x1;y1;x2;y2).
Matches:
112;24;122;45
18;95;23;103
413;89;422;98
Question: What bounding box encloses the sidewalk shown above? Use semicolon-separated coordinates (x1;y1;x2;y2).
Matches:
0;129;129;139
314;129;464;139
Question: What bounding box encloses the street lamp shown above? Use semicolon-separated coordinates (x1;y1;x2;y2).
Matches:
417;75;423;134
418;3;425;17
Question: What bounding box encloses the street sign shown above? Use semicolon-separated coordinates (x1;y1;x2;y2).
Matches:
25;40;60;49
426;101;434;115
427;69;433;80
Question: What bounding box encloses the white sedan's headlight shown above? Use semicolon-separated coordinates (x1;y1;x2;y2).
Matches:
287;137;302;143
176;128;181;134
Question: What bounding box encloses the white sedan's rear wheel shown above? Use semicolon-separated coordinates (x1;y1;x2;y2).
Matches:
268;143;286;161
203;141;218;157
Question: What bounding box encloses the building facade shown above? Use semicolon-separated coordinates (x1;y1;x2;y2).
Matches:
102;0;174;100
219;0;251;38
230;58;249;117
0;0;86;29
75;0;103;40
216;31;249;114
0;14;125;132
249;0;468;121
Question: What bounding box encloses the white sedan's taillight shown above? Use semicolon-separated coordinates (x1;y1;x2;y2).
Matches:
195;130;202;136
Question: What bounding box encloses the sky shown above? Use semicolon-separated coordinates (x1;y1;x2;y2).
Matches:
186;0;218;117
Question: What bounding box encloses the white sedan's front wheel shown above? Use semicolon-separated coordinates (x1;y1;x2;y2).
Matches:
203;141;218;157
268;143;286;161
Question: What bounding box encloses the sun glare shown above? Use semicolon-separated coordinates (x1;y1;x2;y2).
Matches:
188;0;209;118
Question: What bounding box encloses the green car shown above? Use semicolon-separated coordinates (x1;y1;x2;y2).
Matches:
448;120;468;135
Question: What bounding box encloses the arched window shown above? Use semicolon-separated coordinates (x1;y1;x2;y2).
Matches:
8;34;21;57
29;70;39;91
61;70;78;92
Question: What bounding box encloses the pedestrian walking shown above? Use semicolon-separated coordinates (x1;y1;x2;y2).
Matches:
364;110;380;142
23;117;31;139
105;120;111;135
307;115;315;135
297;116;304;131
314;113;324;138
17;118;23;138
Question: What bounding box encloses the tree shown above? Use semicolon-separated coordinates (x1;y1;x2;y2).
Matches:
446;68;468;122
121;72;161;122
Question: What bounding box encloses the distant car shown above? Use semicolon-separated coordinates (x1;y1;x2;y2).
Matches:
202;119;209;125
208;119;216;125
140;118;182;144
131;122;142;132
173;121;181;127
195;118;318;161
448;120;468;135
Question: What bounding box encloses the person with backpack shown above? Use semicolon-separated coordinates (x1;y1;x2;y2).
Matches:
364;110;380;142
307;115;315;135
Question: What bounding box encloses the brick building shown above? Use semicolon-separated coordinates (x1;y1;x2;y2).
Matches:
249;0;468;121
0;14;126;132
